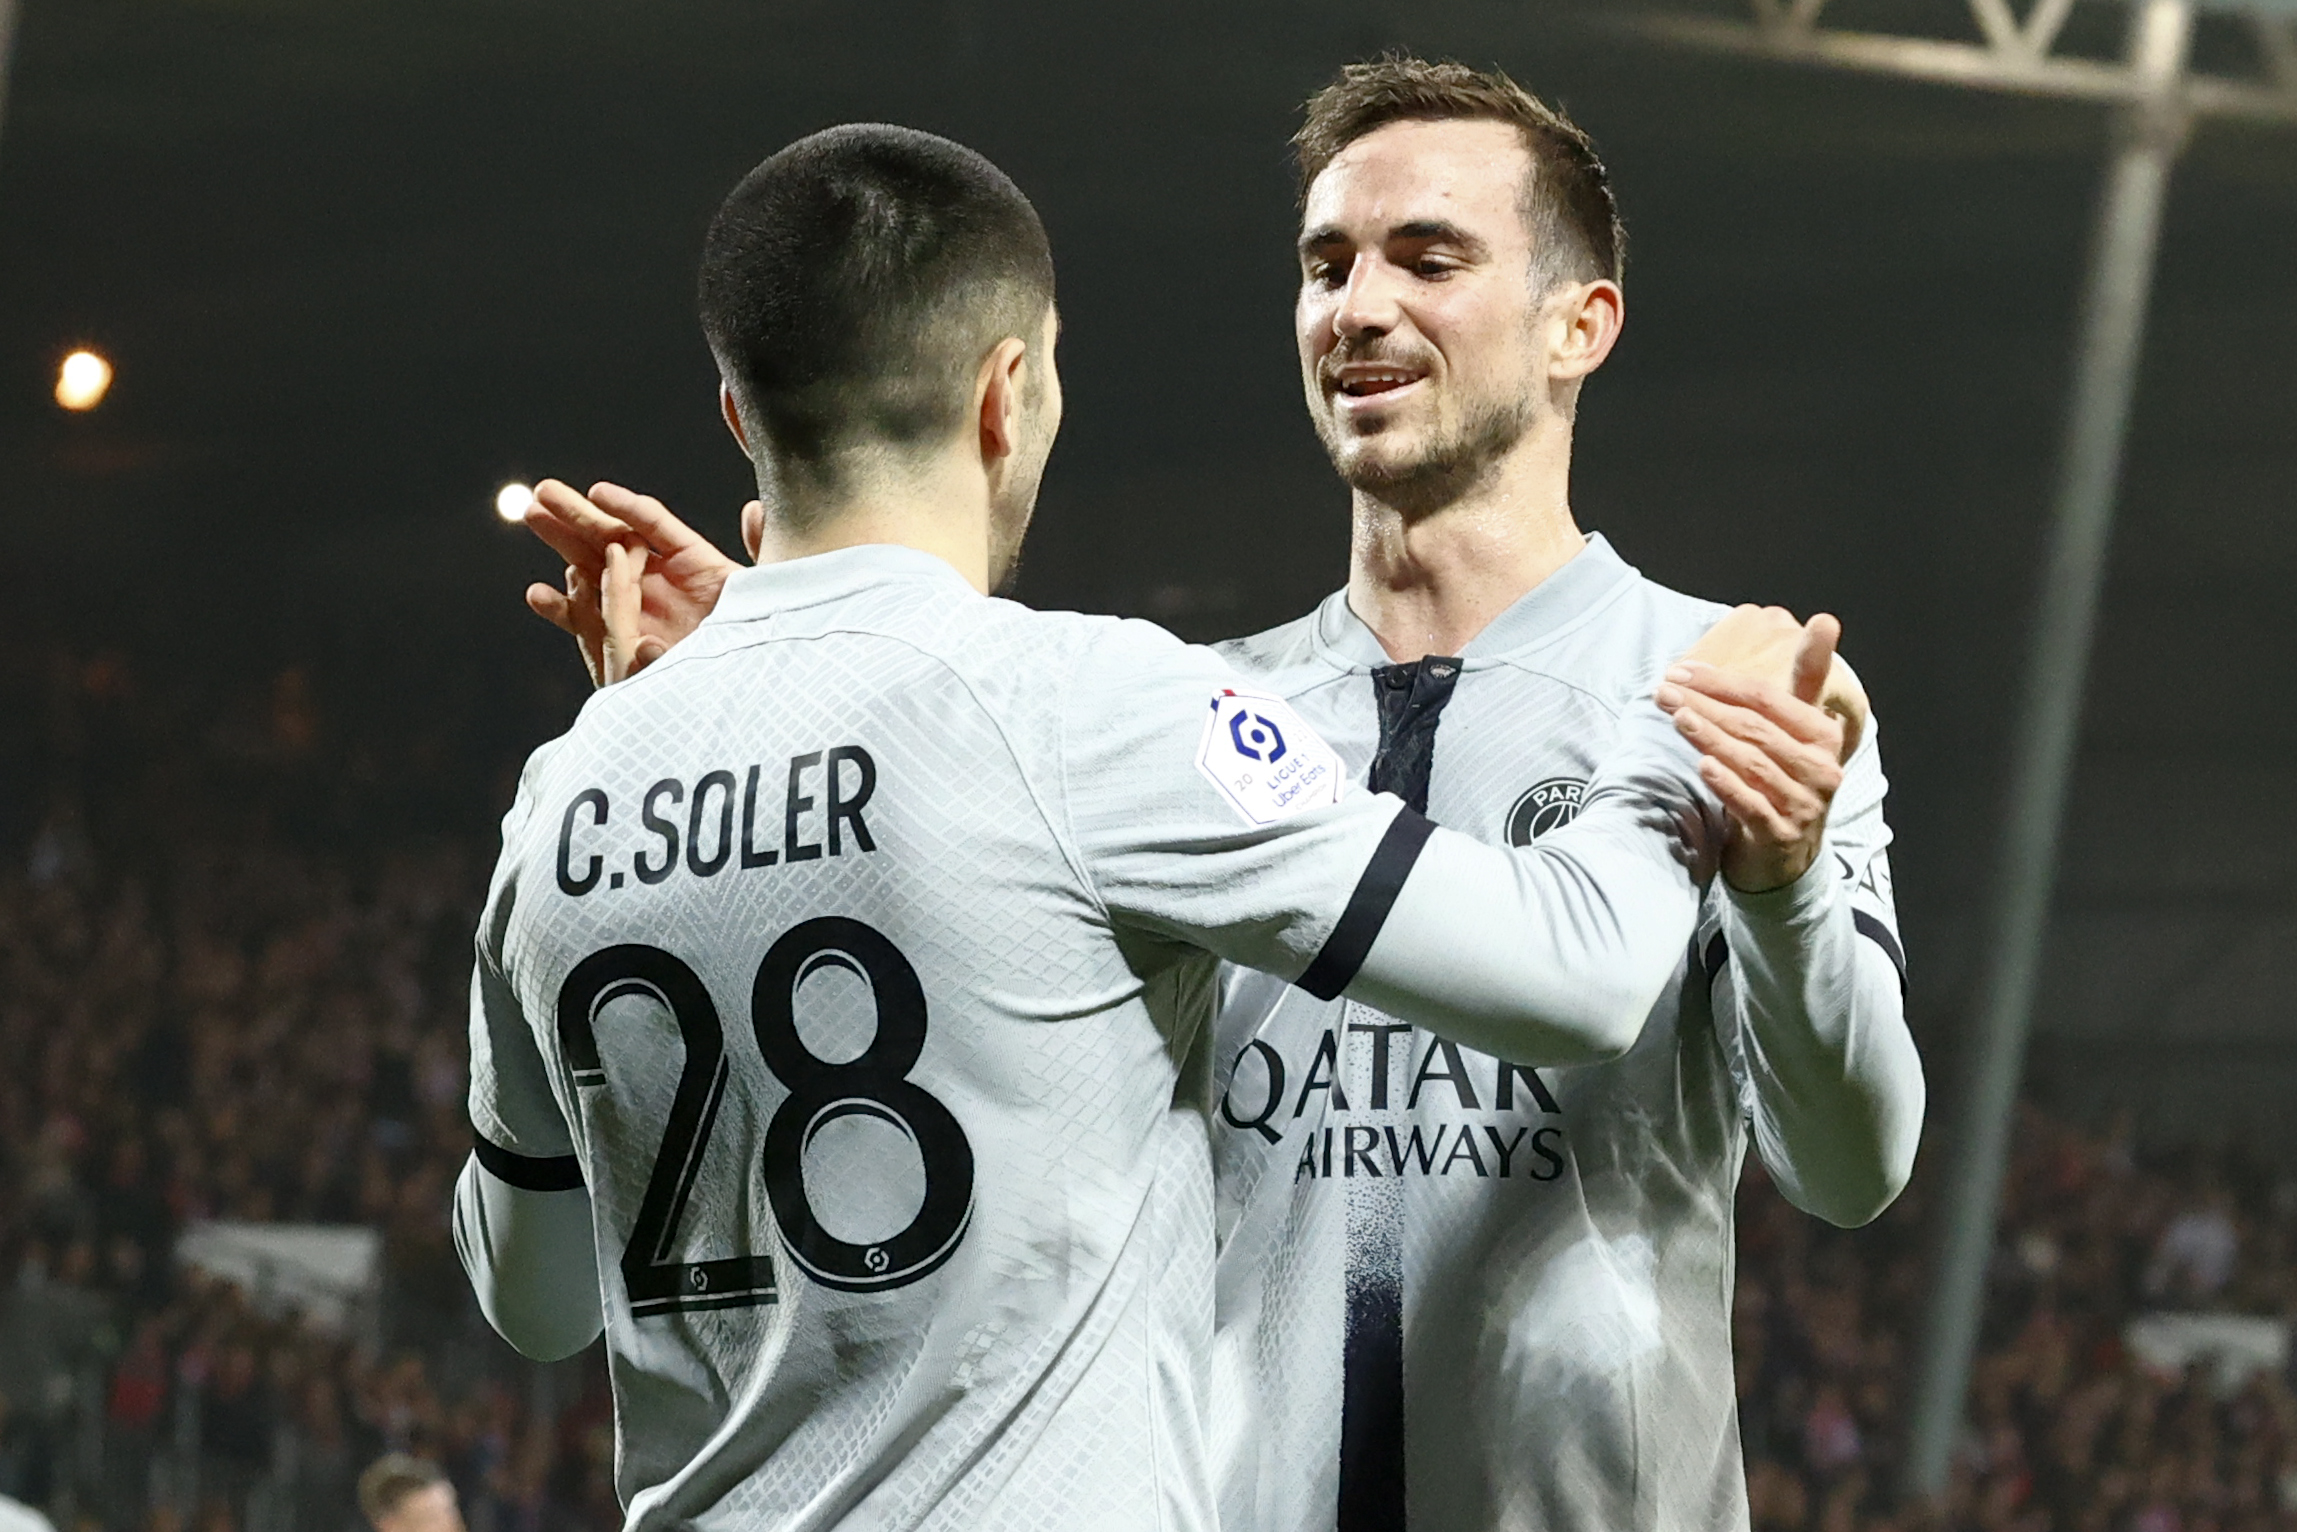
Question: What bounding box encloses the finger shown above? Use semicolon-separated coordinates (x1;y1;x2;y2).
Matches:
561;563;609;690
1698;757;1800;847
629;635;669;675
1661;667;1842;753
601;542;646;684
530;479;659;573
524;487;624;574
1820;653;1868;763
525;583;579;636
588;481;713;556
1791;613;1841;708
1665;688;1844;794
530;478;626;539
1674;705;1824;818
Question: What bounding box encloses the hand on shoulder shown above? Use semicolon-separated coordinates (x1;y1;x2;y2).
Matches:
1656;606;1863;893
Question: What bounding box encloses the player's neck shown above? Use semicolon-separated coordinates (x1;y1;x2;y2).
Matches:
751;455;996;594
1344;432;1584;664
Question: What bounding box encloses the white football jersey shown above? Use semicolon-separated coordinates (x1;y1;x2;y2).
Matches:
1208;535;1908;1532
468;545;1438;1532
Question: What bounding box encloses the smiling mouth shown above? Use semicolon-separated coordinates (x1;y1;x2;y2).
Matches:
1334;367;1427;399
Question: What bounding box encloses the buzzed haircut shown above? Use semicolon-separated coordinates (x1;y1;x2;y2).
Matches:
356;1453;448;1525
698;124;1056;479
1294;55;1625;290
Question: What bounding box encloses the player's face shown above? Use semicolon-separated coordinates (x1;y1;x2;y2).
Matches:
1295;118;1547;512
987;304;1062;591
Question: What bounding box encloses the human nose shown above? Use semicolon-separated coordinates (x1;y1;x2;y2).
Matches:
1332;254;1403;341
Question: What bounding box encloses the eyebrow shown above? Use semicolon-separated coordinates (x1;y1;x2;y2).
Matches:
1296;219;1490;262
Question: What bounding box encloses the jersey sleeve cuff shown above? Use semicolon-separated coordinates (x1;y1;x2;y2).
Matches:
1295;807;1437;1001
472;1131;586;1193
1722;860;1909;995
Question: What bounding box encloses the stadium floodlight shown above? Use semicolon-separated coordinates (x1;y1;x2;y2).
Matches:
55;349;112;411
1624;0;2297;1506
495;482;535;523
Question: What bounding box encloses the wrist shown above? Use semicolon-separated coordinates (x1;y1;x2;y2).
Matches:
1724;846;1834;924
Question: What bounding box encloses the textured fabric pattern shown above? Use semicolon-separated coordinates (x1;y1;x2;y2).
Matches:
1208;535;1907;1532
467;544;1406;1532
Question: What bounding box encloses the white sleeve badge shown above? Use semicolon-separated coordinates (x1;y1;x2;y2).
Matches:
1196;689;1345;828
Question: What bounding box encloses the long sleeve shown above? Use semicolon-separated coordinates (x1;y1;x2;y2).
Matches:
1343;701;1724;1066
457;759;604;1360
1061;628;1721;1068
452;1151;604;1361
1715;712;1923;1228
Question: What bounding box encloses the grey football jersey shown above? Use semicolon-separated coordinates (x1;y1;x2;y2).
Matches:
1208;536;1908;1532
468;545;1422;1532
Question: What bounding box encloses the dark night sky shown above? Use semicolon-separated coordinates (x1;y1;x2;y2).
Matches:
3;0;2293;1131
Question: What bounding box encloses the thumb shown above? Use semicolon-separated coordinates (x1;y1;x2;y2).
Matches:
1791;613;1840;706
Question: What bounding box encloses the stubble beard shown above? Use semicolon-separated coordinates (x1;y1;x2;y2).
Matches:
1318;387;1535;522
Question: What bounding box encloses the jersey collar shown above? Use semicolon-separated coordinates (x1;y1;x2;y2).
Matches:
1308;532;1639;671
708;543;976;626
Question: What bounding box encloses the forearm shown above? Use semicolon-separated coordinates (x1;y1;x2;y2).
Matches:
452;1152;606;1360
1345;704;1717;1065
1723;871;1923;1227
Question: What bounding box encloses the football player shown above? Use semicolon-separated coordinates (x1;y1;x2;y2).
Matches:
1197;58;1923;1532
456;123;1813;1530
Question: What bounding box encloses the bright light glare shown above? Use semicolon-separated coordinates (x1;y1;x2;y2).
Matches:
55;350;113;411
495;482;535;523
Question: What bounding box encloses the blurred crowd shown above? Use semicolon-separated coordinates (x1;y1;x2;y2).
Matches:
0;651;616;1530
6;647;2297;1531
1738;1108;2297;1532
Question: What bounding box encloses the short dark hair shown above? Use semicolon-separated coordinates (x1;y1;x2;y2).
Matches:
698;124;1055;477
356;1454;448;1524
1293;55;1624;289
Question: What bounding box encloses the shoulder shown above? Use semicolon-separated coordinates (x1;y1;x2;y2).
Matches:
1213;605;1361;709
1584;569;1733;662
1502;564;1731;709
914;603;1239;772
1214;607;1323;676
974;600;1217;692
494;732;580;847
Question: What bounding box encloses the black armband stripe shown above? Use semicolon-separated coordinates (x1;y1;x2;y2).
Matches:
1853;911;1909;995
1699;917;1907;997
1296;809;1437;1002
472;1132;586;1193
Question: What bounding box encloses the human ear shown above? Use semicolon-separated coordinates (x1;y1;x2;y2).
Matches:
740;500;765;562
973;336;1031;468
719;382;751;453
1548;279;1625;384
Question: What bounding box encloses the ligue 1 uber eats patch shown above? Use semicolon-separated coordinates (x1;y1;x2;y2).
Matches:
1197;690;1344;827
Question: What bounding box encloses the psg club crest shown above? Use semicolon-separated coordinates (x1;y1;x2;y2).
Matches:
1197;690;1342;827
1505;777;1587;845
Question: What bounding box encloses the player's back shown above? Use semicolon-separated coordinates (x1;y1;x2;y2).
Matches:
471;545;1226;1531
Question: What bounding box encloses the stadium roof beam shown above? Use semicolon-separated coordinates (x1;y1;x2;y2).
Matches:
1639;0;2297;120
1626;0;2297;1508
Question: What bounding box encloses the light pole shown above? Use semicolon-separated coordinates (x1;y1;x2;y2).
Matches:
1909;2;2189;1497
1629;0;2297;1504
